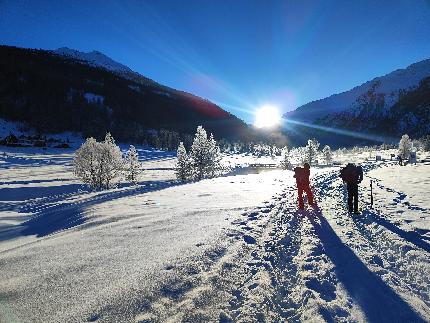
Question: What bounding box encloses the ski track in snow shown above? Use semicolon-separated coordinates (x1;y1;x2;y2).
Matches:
1;152;430;322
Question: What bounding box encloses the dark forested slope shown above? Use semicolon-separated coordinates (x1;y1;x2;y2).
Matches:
0;45;251;142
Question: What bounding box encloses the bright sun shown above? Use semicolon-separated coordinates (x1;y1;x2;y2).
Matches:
254;105;281;128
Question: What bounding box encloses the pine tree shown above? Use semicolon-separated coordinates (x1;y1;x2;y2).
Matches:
189;126;222;180
305;139;320;165
208;133;222;177
280;146;291;170
176;142;190;181
322;145;333;165
398;134;412;159
125;145;141;185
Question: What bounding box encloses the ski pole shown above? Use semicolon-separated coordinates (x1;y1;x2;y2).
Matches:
370;179;373;208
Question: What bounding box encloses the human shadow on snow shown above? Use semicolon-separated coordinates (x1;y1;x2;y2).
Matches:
306;207;426;323
2;180;178;239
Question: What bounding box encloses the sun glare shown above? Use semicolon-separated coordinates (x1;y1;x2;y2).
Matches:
254;105;281;128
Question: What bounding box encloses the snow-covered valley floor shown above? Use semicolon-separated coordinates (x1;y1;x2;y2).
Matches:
0;149;429;322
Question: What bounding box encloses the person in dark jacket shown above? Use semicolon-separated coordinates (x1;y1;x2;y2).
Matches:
294;163;314;210
340;163;363;214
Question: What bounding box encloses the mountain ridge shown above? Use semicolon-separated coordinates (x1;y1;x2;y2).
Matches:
0;45;254;143
284;58;430;123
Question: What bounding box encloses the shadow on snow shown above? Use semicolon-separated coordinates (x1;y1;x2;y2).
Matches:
0;184;83;202
360;210;430;254
306;207;425;323
0;180;178;240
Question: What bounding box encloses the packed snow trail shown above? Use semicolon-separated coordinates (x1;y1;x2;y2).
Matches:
214;164;430;322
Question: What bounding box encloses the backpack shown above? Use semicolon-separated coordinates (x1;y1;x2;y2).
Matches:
294;167;309;186
340;164;359;183
294;167;303;179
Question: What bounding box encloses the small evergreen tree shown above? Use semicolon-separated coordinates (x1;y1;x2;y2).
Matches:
175;142;190;181
125;145;141;185
305;139;320;165
398;134;412;159
189;126;222;180
280;146;291;170
322;145;333;165
208;133;222;177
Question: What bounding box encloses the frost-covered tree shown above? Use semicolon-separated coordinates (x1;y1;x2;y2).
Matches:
280;146;292;170
175;141;190;181
73;137;99;189
305;139;320;165
125;145;141;185
189;126;222;180
398;134;412;159
322;145;333;165
97;133;124;189
73;133;124;190
290;147;306;164
208;133;222;177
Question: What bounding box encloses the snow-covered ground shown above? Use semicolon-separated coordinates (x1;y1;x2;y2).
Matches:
0;147;429;322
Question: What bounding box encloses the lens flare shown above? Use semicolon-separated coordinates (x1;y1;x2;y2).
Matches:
254;105;281;128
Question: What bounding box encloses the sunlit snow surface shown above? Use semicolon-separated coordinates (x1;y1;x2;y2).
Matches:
0;147;429;322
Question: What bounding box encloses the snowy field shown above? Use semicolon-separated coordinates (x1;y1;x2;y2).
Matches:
0;147;429;322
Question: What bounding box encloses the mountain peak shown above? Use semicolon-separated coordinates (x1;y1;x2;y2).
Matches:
53;47;133;75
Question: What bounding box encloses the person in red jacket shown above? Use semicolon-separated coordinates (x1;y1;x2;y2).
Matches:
294;163;314;210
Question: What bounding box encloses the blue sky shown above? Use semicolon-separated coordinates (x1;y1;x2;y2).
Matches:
1;0;430;123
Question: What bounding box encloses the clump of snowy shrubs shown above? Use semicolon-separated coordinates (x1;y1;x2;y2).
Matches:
398;134;413;159
73;133;142;190
175;126;224;182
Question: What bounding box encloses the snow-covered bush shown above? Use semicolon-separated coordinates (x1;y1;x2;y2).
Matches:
305;139;320;165
73;133;124;190
322;145;333;165
398;134;412;159
124;145;142;185
189;126;222;180
175;142;190;181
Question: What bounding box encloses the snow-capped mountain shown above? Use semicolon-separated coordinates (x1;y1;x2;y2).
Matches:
54;47;134;74
53;47;158;86
285;58;430;123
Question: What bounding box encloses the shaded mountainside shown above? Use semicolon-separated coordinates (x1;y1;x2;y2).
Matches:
319;77;430;138
0;45;251;142
283;59;430;147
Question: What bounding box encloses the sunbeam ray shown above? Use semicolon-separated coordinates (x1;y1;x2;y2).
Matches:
282;118;398;143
